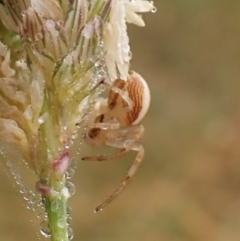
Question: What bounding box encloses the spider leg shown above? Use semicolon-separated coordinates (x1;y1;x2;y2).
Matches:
111;86;134;110
88;122;121;130
94;143;144;212
82;147;129;161
79;118;121;130
81;136;133;161
102;79;134;110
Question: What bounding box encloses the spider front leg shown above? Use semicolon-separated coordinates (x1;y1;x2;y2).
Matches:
87;122;121;130
82;147;129;161
94;142;144;212
82;132;133;161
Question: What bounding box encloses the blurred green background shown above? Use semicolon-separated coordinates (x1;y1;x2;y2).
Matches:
1;0;240;240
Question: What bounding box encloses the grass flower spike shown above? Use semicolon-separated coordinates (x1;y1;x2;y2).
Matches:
0;0;155;240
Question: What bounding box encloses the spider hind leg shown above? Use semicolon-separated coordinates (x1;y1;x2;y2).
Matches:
94;143;144;212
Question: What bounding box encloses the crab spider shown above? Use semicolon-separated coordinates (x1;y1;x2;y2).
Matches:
82;70;150;212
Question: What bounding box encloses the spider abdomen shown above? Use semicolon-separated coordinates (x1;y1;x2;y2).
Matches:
108;71;150;126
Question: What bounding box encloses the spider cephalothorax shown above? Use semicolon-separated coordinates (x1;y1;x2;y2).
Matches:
82;70;150;212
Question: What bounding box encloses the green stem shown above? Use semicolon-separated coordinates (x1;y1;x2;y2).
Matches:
45;177;68;241
41;93;69;241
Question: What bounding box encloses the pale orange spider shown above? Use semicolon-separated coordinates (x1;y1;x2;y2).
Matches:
82;70;150;212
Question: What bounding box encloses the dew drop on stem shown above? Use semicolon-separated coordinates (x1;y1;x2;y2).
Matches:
67;216;72;225
65;168;75;180
66;206;72;217
40;220;51;238
51;199;59;212
65;182;75;196
57;218;65;229
68;227;74;240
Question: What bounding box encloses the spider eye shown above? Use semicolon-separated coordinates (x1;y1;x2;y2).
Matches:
95;114;105;123
109;101;115;109
88;128;101;139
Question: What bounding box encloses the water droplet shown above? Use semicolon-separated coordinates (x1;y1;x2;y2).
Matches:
19;187;26;194
122;45;130;54
14;172;21;181
128;51;132;59
23;190;35;202
16;179;22;185
51;199;59;212
27;202;36;210
76;147;81;155
11;168;18;177
29;194;37;204
57;218;65;228
65;182;75;196
151;7;157;13
67;207;72;216
67;217;72;225
37;199;44;207
71;132;78;140
23;193;30;201
37;213;43;219
38;113;48;124
40;220;51;238
68;227;74;240
65;168;75;180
